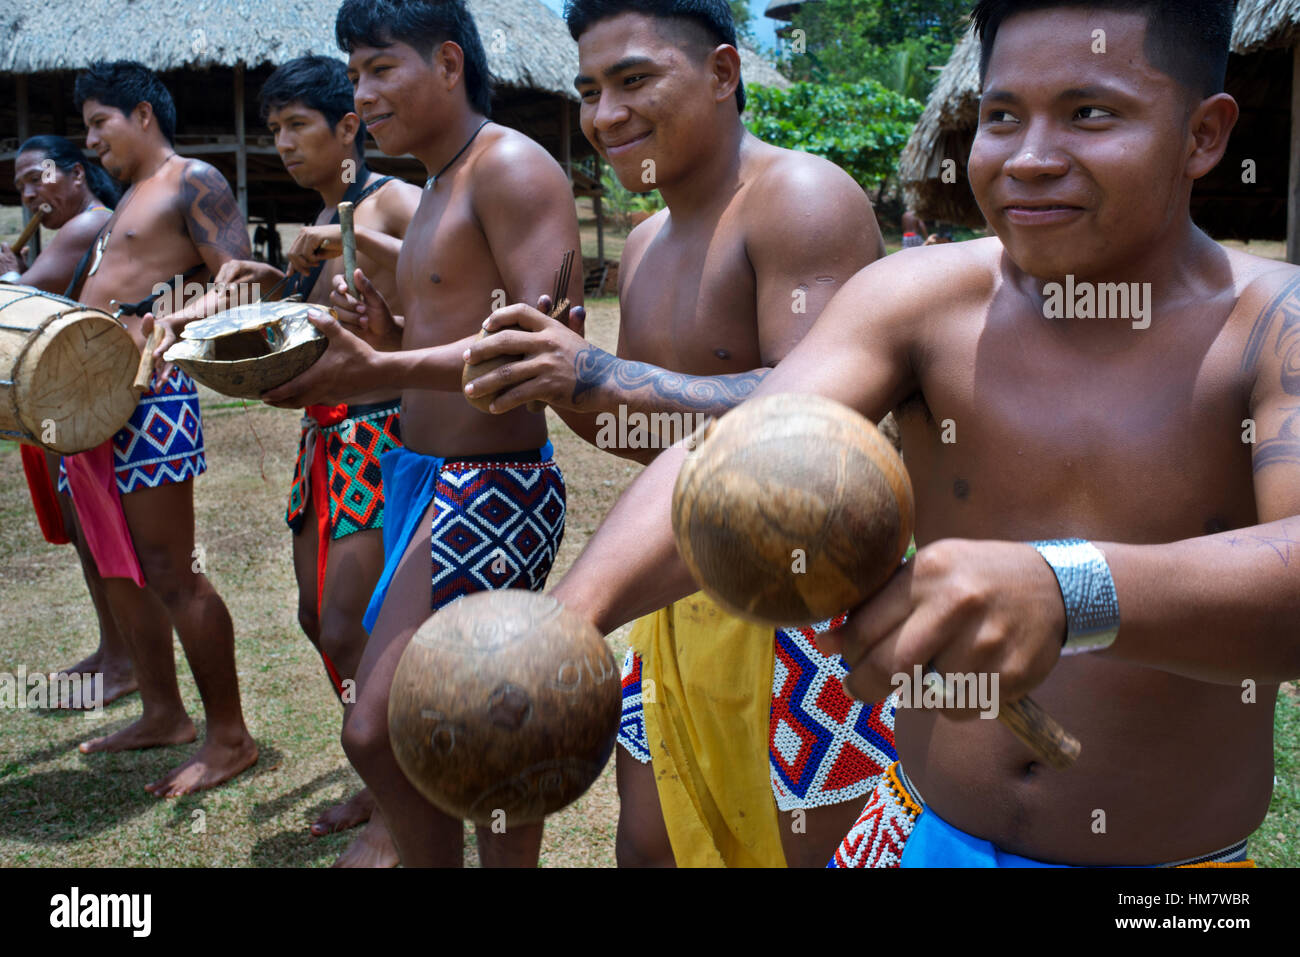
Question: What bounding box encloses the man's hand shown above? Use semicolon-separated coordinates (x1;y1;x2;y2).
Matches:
461;295;589;413
816;539;1066;719
0;243;25;276
329;270;403;351
140;312;184;386
261;308;383;407
212;258;285;299
286;224;343;275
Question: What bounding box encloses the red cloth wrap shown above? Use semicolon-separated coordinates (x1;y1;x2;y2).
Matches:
306;403;348;699
20;445;70;545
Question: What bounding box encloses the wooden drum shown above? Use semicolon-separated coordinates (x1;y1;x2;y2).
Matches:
0;285;141;454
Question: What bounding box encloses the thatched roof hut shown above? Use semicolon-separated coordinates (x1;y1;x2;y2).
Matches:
899;1;1300;260
1;0;786;237
0;0;591;225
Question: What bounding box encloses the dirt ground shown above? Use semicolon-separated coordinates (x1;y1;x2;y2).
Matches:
0;298;639;867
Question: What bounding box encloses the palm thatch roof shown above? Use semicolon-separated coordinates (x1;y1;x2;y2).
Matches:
0;0;786;94
900;0;1300;228
0;0;581;98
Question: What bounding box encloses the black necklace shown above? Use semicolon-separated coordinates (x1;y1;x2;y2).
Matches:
424;119;491;191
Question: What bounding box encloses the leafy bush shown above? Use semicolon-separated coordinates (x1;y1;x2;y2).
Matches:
744;81;923;197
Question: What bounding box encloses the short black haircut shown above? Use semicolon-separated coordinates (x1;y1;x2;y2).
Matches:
260;55;368;161
74;60;177;145
972;0;1238;99
335;0;493;117
564;0;746;113
17;134;122;208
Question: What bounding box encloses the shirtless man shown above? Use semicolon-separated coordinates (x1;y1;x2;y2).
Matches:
462;0;885;867
2;135;136;706
160;55;420;855
70;60;257;796
547;0;1300;867
263;0;582;867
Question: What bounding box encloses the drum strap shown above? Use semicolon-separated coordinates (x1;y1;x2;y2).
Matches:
64;229;101;299
284;170;397;300
111;261;208;318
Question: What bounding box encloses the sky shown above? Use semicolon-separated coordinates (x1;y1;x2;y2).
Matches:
536;0;782;51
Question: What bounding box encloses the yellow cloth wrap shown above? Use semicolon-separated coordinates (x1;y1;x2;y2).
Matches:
631;591;787;867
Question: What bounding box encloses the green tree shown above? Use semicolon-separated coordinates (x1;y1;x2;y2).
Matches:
744;80;923;200
729;0;756;44
782;0;969;98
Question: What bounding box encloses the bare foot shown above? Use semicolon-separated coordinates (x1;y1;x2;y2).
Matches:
54;669;138;710
145;734;259;797
79;715;196;753
57;650;103;677
312;788;375;836
332;813;399;868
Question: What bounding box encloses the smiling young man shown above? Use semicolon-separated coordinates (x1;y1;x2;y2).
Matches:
547;0;1300;867
457;0;886;867
161;54;420;855
1;136;136;708
262;0;582;867
65;61;257;796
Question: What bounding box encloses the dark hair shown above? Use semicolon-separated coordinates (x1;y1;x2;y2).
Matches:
972;0;1238;99
74;60;177;144
17;134;122;208
335;0;492;117
564;0;745;113
260;55;368;161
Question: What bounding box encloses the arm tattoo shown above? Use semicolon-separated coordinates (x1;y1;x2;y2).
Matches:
572;346;768;416
1243;273;1300;474
1225;521;1300;566
1255;406;1300;473
180;161;251;259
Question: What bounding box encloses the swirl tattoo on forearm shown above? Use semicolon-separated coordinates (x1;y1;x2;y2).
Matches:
572;346;768;415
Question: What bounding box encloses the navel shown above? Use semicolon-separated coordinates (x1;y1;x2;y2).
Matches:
714;348;730;361
953;478;970;500
430;273;441;284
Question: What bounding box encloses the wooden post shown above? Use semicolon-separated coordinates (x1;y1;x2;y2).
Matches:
234;63;249;220
16;75;38;257
53;75;66;135
594;155;605;264
560;99;572;183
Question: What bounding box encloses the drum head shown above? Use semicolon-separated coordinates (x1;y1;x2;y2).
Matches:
20;314;140;454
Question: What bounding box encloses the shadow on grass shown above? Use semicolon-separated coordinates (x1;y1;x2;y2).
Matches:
249;825;351;867
0;768;156;842
251;765;357;823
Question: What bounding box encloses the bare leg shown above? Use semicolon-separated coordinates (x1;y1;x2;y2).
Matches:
313;529;386;841
291;504;321;649
341;499;464;866
107;479;256;795
318;529;382;682
615;746;676;867
78;577;194;752
45;452;135;703
779;798;869;868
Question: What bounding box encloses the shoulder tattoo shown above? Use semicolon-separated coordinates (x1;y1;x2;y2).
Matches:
179;161;250;259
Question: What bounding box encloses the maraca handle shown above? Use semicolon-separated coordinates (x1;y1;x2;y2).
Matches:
998;695;1081;769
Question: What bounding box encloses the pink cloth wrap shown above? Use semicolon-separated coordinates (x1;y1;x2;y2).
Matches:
62;440;146;587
